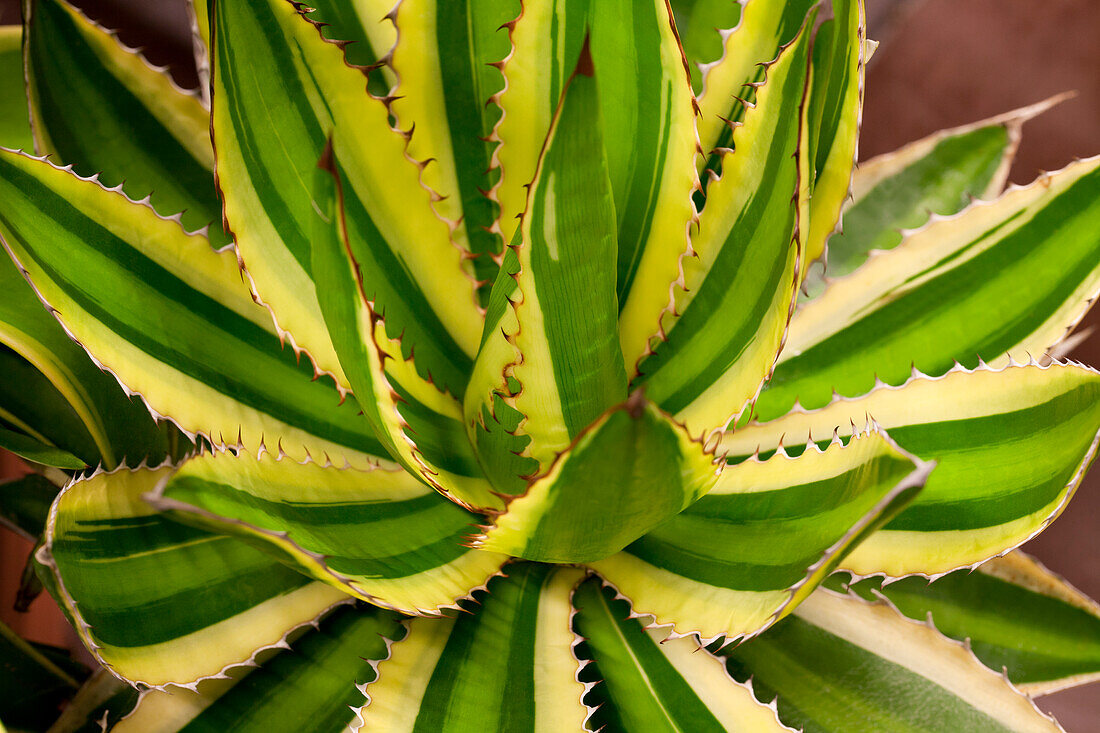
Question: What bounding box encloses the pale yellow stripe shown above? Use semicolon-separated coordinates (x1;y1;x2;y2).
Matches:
492;0;561;245
695;0;793;157
841;497;1067;578
359;617;455;732
722;362;1097;457
783;159;1100;362
114;677;240;732
590;552;785;643
796;591;1061;732
659;635;794;732
389;0;464;229
177;451;421;505
712;430;892;495
533;567;588;733
101;583;349;688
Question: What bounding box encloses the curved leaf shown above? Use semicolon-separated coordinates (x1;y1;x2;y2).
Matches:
760;157;1100;421
0;149;385;468
572;576;794;732
590;426;929;643
805;96;1069;295
312;141;498;510
24;0;224;242
634;19;810;435
840;551;1100;695
386;0;518;286
150;450;506;616
796;0;866;267
113;603;403;733
721;589;1062;732
359;563;588;731
210;0;481;393
42;465;351;688
730;361;1100;576
466;45;627;479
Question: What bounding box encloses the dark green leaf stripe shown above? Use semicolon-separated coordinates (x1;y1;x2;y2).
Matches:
596;0;701;376
0;234;176;469
729;362;1100;576
695;0;816;159
0;149;386;467
0;25;32;150
152;451;506;615
797;0;865;267
478;396;718;564
43;465;352;688
360;563;589;731
573;576;793;732
591;427;927;643
113;603;403;733
721;589;1061;733
312;140;499;511
212;0;482;395
805;95;1068;296
467;49;627;479
25;0;224;243
634;18;810;435
383;0;518;291
760;158;1100;421
839;550;1100;693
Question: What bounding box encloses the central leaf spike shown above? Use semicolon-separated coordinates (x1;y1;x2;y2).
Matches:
464;34;628;494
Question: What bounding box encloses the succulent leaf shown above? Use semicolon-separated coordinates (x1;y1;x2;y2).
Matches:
694;0;816;161
386;0;519;285
0;472;59;539
0;149;386;467
476;394;719;564
731;361;1100;577
839;550;1100;695
467;44;628;479
573;576;796;732
796;0;867;268
804;95;1071;295
112;603;403;732
150;450;507;616
589;425;929;643
210;0;481;394
311;141;499;510
359;563;588;731
760;157;1100;421
42;465;352;688
722;588;1063;732
634;16;811;436
23;0;225;243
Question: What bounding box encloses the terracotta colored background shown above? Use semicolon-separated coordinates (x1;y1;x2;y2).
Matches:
0;0;1097;728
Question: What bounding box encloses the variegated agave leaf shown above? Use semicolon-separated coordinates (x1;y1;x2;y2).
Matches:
0;0;1097;730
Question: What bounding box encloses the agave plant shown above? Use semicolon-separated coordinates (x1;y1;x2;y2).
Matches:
1;0;1099;730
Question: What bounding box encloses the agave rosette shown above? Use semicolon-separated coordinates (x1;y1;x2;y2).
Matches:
0;0;1099;730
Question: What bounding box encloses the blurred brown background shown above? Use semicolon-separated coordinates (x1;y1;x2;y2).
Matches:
0;0;1097;728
